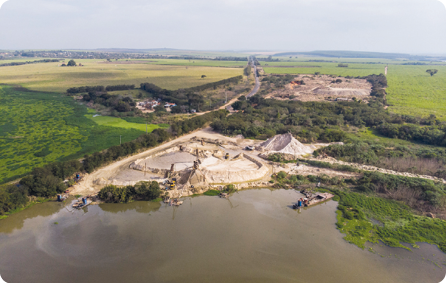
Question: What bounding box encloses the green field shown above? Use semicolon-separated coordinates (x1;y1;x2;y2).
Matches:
0;86;163;183
262;61;446;120
0;59;243;93
85;114;168;132
386;65;446;119
263;62;386;77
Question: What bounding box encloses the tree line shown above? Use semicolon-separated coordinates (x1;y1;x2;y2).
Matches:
0;59;60;67
67;84;135;94
376;122;446;147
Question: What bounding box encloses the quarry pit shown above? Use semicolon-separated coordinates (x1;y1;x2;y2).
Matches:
70;129;347;198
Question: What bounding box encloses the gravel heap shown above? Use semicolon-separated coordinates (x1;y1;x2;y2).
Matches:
258;133;313;156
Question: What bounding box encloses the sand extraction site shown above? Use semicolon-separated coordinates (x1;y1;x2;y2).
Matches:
70;129;346;198
267;74;372;102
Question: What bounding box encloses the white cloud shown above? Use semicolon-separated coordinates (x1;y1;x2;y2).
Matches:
0;0;8;10
439;0;446;9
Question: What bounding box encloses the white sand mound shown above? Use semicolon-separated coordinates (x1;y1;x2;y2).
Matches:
258;133;313;156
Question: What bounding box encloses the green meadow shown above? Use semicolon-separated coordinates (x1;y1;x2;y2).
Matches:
0;86;162;183
85;114;168;132
263;61;446;120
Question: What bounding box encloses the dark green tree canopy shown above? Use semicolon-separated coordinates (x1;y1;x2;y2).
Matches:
67;59;77;66
426;69;438;76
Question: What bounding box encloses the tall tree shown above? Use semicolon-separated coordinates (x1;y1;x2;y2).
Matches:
67;59;77;66
426;69;438;76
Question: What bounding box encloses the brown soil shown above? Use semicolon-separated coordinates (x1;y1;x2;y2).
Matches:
266;74;372;102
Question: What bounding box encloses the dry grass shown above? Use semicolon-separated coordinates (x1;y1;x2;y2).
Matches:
0;59;243;93
379;157;446;178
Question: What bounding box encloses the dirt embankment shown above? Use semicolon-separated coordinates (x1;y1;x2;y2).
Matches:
266;74;372;102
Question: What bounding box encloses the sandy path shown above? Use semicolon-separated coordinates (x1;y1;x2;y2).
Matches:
70;128;239;196
308;157;446;184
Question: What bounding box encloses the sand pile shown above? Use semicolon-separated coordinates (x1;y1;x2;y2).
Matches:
257;133;313;156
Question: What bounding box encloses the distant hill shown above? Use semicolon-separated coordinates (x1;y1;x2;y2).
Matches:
274;50;444;61
94;48;179;53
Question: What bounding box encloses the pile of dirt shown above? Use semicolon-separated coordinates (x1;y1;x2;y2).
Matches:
257;133;313;157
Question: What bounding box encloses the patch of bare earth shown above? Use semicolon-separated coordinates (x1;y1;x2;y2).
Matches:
266;74;372;102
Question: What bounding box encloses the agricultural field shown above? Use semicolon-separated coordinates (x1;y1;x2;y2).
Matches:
144;59;248;68
386;65;446;119
85;114;169;132
262;61;386;77
0;59;243;93
0;86;164;184
262;60;446;120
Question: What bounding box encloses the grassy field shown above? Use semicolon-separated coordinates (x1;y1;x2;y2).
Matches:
386;65;446;119
85;114;168;132
263;62;386;77
263;61;446;120
0;59;243;93
0;86;163;184
144;59;248;68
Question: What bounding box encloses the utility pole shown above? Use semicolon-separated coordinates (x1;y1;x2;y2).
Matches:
120;135;122;145
225;90;227;104
146;122;148;134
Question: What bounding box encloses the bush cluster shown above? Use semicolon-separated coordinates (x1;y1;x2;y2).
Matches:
82;92;136;113
98;181;161;203
67;84;135;94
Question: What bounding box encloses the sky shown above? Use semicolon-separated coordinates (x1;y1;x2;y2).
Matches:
0;0;446;54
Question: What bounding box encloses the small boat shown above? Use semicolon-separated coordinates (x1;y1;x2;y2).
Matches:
72;197;92;209
171;199;183;206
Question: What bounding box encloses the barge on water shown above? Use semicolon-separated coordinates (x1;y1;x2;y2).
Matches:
72;197;92;209
293;192;335;209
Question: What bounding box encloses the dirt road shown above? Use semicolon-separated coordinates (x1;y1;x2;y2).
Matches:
247;64;260;98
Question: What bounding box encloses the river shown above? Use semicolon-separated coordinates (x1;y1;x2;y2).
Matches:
0;189;444;283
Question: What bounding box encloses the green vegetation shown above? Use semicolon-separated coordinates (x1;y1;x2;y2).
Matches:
0;85;157;183
0;191;49;220
336;192;446;253
98;181;162;203
203;190;220;196
386;65;446;120
320;142;446;178
85;115;167;132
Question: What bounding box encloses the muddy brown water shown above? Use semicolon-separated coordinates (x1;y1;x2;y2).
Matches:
0;189;445;283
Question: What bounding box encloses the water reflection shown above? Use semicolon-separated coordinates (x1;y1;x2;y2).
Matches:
99;200;161;214
0;189;444;283
0;200;66;234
